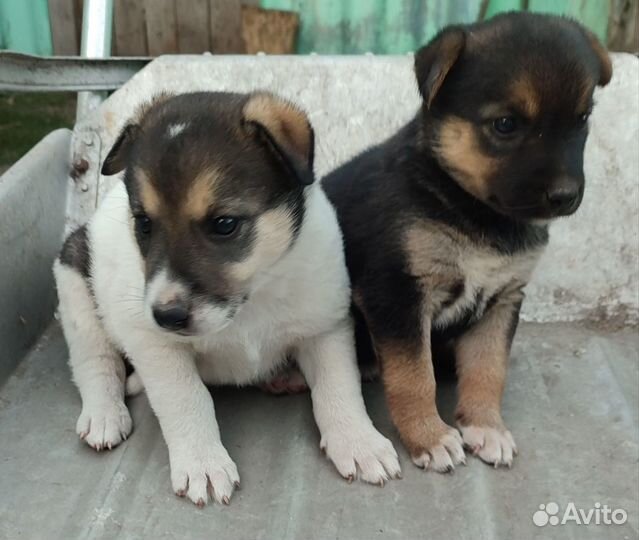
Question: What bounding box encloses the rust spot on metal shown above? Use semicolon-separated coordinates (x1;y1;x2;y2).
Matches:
71;158;89;180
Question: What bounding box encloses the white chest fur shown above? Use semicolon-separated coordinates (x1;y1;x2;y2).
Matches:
88;182;350;385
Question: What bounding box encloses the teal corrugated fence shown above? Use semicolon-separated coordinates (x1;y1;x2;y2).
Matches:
0;0;611;55
0;0;52;55
261;0;610;53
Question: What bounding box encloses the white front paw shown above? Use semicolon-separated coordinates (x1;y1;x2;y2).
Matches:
170;441;240;507
321;424;401;485
76;400;132;451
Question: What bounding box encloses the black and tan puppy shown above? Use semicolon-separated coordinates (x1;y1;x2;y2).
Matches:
323;12;611;471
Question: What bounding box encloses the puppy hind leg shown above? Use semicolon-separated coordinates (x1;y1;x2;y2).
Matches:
54;261;132;450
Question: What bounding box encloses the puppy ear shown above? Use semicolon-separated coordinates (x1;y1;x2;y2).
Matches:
242;92;315;186
101;124;140;176
582;28;612;87
414;27;466;109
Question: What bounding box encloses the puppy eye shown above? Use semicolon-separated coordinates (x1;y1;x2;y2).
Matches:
134;213;152;235
205;216;240;237
492;116;518;136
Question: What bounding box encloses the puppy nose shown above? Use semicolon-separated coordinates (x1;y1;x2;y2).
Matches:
545;181;580;213
152;302;190;331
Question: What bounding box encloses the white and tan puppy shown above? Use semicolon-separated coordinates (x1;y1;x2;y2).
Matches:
53;91;400;507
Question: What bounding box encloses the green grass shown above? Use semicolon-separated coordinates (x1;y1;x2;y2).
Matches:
0;93;76;173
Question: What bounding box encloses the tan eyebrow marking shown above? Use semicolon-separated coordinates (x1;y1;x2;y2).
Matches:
183;167;223;221
136;168;161;217
510;76;540;119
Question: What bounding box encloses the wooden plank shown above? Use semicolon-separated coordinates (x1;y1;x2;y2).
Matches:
241;6;299;54
209;0;244;53
176;0;210;53
48;0;79;55
114;0;147;55
144;0;178;56
607;0;639;53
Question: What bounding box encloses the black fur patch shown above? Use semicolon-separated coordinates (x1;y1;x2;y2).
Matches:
441;280;465;309
59;225;91;278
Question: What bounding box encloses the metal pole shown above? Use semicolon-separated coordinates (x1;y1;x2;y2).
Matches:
76;0;114;121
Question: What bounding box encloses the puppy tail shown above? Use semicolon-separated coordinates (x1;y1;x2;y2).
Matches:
125;372;144;397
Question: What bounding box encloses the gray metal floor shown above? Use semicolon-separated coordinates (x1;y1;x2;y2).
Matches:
0;322;637;540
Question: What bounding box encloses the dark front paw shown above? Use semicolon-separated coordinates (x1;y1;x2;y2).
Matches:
458;422;517;468
404;418;466;473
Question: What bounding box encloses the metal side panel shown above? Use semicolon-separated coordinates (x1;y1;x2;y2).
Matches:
0;129;72;383
0;52;150;92
0;322;636;539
